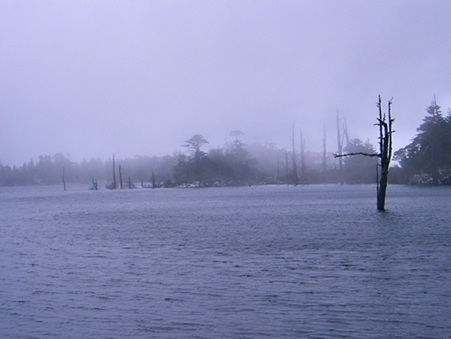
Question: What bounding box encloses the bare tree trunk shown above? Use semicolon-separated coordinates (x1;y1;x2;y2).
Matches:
92;177;98;190
343;117;349;147
335;96;394;211
300;129;306;179
336;111;345;184
336;111;343;174
376;96;393;211
62;167;66;191
112;154;116;189
285;151;289;186
292;124;298;185
151;168;156;189
119;165;123;189
323;124;327;173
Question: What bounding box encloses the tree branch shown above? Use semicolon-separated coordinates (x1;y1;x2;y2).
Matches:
334;152;380;158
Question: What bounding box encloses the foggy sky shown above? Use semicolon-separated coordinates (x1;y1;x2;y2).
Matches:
2;1;451;166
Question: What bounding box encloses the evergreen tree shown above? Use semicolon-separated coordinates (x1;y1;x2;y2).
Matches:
395;98;451;184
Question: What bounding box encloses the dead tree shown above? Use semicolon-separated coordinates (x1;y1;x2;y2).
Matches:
336;111;349;184
285;150;289;186
119;165;123;189
92;177;98;190
62;167;66;191
335;96;394;211
343;117;350;146
151;168;156;189
376;96;394;210
292;124;299;185
336;111;344;175
322;124;327;173
300;129;306;178
112;154;117;189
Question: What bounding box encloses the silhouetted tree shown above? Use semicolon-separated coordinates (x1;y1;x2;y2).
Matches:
227;132;258;185
336;96;394;210
181;134;210;184
395;97;451;185
184;134;209;163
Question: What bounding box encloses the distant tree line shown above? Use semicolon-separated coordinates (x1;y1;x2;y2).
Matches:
0;130;379;187
0;153;177;187
2;100;451;187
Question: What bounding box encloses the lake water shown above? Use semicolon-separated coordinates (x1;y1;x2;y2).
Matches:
0;184;450;338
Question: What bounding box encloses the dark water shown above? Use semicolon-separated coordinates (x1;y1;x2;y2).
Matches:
1;184;450;338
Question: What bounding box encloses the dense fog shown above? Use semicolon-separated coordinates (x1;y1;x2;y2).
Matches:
2;1;451;172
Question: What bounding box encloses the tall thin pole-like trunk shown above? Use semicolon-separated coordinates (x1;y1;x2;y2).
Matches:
336;111;343;174
119;165;123;189
62;167;66;191
285;151;289;186
300;129;306;178
151;168;156;189
376;164;379;197
376;96;393;211
322;124;327;173
112;154;116;189
343;117;349;147
292;124;298;185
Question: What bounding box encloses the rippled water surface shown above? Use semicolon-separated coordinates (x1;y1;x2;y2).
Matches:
1;184;450;338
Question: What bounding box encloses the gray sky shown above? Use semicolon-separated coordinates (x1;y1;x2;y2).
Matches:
2;0;451;166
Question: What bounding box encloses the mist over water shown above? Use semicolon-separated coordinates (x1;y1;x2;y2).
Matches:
1;185;450;338
2;1;451;166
